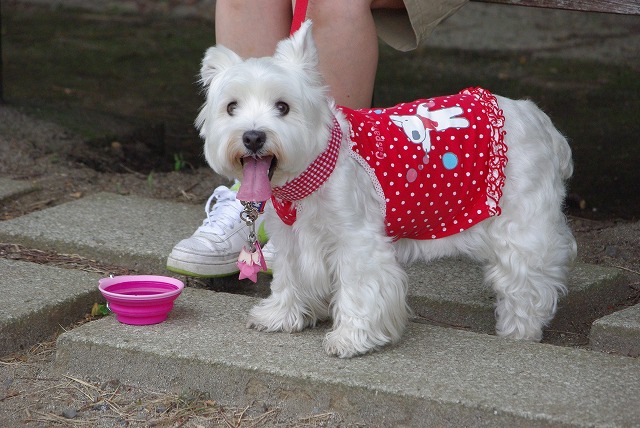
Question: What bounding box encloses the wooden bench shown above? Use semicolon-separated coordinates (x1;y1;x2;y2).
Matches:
472;0;640;15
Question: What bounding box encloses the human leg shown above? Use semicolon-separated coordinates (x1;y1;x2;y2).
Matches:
214;0;291;58
305;0;404;109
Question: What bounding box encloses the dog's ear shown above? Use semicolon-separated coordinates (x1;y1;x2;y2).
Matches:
274;20;319;72
199;45;242;88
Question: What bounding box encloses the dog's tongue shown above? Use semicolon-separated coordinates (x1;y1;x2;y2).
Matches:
237;156;273;202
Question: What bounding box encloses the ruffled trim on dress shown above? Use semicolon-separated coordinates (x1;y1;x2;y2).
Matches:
460;87;508;216
337;106;388;222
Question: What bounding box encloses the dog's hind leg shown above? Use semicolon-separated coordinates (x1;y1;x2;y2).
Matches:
484;97;576;341
483;208;576;341
323;238;410;358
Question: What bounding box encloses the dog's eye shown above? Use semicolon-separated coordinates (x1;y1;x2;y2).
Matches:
275;101;289;116
226;101;238;116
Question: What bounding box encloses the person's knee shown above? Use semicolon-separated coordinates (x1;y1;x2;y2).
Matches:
216;0;246;14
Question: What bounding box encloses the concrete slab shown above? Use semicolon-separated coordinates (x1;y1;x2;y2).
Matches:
0;177;37;203
0;192;204;274
590;303;640;357
55;290;640;427
407;258;630;334
0;192;631;337
0;258;102;355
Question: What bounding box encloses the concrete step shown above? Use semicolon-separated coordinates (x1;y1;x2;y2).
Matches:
590;303;640;357
0;258;101;355
0;177;37;203
0;192;204;274
0;192;633;339
406;258;629;336
1;191;638;426
0;192;632;339
55;289;640;427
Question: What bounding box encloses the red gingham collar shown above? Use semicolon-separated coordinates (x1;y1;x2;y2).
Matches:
271;117;342;202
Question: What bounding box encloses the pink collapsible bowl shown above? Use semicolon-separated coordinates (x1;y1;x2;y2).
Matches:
98;275;184;325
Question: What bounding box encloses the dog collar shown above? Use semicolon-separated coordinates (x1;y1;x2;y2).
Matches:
271;117;342;225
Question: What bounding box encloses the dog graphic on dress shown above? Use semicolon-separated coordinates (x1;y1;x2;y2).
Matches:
390;102;471;155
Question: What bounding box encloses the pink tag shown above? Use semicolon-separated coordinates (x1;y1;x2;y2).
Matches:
254;241;268;272
236;242;267;283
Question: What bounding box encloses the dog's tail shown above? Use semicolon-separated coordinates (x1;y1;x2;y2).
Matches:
526;99;574;182
551;125;573;181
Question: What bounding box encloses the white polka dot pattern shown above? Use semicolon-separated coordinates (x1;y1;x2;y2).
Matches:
342;87;508;240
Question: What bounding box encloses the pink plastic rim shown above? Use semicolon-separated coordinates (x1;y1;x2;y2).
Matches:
98;275;184;325
99;275;184;300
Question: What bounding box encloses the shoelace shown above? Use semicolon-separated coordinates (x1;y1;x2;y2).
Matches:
198;186;243;236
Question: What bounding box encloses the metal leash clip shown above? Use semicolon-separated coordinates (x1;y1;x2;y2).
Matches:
240;201;261;252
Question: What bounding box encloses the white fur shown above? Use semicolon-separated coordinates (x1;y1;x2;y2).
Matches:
197;20;577;358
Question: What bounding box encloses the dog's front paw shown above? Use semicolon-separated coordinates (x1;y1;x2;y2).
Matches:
246;297;313;333
323;325;387;358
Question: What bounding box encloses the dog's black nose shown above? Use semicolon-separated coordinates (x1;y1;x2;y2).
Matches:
242;130;267;153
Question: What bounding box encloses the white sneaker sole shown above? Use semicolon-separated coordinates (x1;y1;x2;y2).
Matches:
166;254;240;278
167;252;274;278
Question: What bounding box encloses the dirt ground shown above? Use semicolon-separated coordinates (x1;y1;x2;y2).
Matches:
1;4;639;427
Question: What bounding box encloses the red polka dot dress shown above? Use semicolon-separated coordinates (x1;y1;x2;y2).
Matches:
341;87;508;240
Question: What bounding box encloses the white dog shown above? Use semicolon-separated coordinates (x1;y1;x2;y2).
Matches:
196;21;577;358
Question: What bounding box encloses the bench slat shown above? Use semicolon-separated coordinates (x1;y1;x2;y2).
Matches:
472;0;640;15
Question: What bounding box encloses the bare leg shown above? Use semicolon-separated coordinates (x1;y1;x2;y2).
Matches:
306;0;404;109
217;0;404;109
215;0;292;58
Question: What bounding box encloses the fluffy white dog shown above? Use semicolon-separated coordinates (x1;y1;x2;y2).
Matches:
196;21;577;358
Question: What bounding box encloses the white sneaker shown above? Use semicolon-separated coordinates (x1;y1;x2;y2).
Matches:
166;184;268;277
